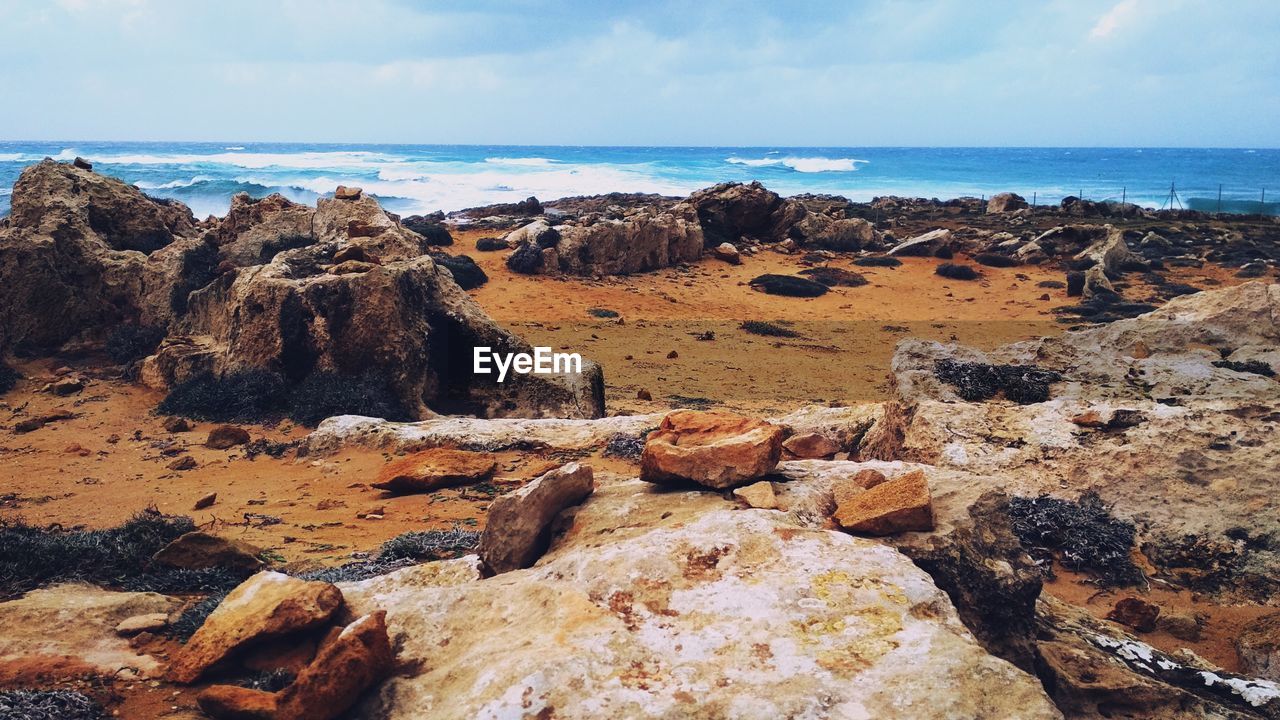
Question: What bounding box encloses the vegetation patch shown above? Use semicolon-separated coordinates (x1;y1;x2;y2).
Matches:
853;255;902;268
740;320;801;338
374;527;481;562
1213;359;1276;377
1006;491;1142;586
798;267;869;287
475;237;507;251
0;361;20;395
159;370;410;427
0;511;248;599
588;307;620;318
748;274;828;297
604;432;648;459
935;262;980;280
105;324;166;365
934;358;1062;404
429;252;488;290
973;252;1020;268
0;690;103;720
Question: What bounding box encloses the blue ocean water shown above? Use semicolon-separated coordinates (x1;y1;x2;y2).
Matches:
1;142;1276;219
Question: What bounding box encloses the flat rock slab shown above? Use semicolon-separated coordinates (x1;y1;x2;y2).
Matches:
0;584;181;680
834;469;935;535
341;481;1059;720
371;448;497;495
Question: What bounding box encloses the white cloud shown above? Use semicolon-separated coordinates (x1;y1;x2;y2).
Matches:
1090;0;1143;39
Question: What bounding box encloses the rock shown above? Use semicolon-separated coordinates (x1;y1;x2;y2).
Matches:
731;480;778;509
0;160;201;351
144;199;605;420
48;377;84;395
339;481;1061;720
636;388;652;401
332;245;372;264
72;156;92;170
987;192;1029;213
1070;410;1106;428
115;612;171;636
401;216;453;246
521;210;703;276
640;410;784;489
328;259;376;274
168;571;344;684
274;612;394;720
167;455;198;471
207;192;316;268
676;181;792;247
333;185;363;200
206;425;251;449
1074;225;1141;275
850;468;890;489
1157;612;1202;642
1237;613;1280;681
428;251;487;290
748;273;829;297
196;685;278;720
711;241;741;264
162;416;191;432
194;492;218;509
0;584;181;679
153;531;265;573
1082;263;1114;299
782;431;840;459
887;228;953;256
833;469;934;535
477;462;594;574
371;448;497;495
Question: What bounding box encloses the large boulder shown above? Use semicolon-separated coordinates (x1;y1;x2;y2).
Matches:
0;160;208;351
640;410;784;489
987;192;1029;213
274;612;394;720
142;197;605;420
1074;225;1142;275
168;571;343;684
675;181;795;247
534;209;704;276
338;477;1061;720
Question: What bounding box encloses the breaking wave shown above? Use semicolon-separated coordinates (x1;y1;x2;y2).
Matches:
726;156;869;172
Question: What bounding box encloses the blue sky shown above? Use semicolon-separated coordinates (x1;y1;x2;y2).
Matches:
1;0;1277;146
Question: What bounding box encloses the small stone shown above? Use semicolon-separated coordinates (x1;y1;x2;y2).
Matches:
732;481;778;509
154;531;264;573
73;156;93;170
333;185;363;200
48;377;85;395
194;492;218;510
640;410;784;490
14;418;44;433
666;350;679;359
371;448;497;495
834;469;934;535
162;416;191;433
1157;611;1202;641
116;613;171;636
782;432;840;459
1106;597;1160;633
168;456;197;471
636;388;653;401
1070;411;1107;428
206;425;250;449
196;684;278;720
712;242;742;265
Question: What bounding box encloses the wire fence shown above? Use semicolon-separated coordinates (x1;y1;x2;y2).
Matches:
982;184;1276;217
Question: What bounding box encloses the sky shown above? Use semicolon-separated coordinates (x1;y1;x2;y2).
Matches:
0;0;1277;147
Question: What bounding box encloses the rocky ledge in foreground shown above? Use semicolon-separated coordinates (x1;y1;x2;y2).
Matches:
0;160;604;420
293;283;1279;719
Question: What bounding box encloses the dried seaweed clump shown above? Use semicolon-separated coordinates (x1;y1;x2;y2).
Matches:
1006;492;1142;586
934;359;1062;404
0;690;103;720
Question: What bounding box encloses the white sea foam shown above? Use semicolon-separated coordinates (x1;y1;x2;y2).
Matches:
88;150;401;170
0;153;25;163
134;175;213;190
726;156;868;172
484;157;557;167
224;146;246;151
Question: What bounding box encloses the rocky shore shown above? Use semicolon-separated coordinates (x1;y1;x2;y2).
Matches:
1;160;1278;719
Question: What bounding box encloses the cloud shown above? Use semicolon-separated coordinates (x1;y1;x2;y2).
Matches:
1090;0;1143;39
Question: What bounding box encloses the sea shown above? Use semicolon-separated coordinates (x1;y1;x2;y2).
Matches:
1;142;1276;219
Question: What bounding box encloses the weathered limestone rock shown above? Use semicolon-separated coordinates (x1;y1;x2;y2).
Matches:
731;480;778;509
208;193;316;268
833;469;934;535
711;241;741;264
987;192;1029;213
274;612;394;720
887;228;952;256
1074;225;1142;275
477;462;594;574
197;684;278;720
371;448;497;495
1107;597;1161;633
0;584;181;680
340;476;1061;720
206;425;251;449
0;160;205;351
115;612;172;636
1238;613;1280;682
547;210;704;275
640;410;784;489
168;572;343;684
782;431;840;459
152;531;264;573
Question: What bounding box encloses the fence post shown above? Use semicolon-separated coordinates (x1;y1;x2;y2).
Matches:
1218;184;1223;214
